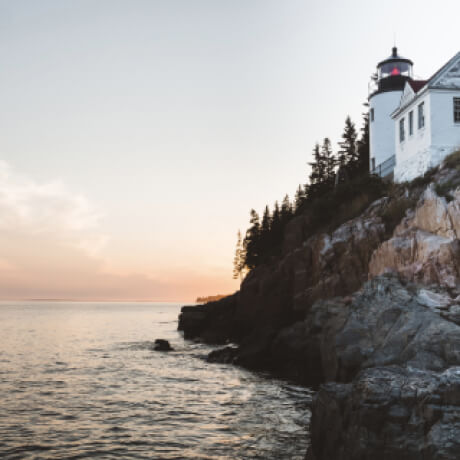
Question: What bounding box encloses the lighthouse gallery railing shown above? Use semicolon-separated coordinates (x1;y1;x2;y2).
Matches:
372;155;396;178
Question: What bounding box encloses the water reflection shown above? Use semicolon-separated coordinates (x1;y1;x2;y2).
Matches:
0;302;312;459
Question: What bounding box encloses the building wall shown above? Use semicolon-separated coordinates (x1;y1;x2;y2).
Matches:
430;89;460;162
369;91;402;170
394;90;460;182
394;92;432;182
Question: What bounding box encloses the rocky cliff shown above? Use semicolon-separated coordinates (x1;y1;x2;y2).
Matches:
179;153;460;460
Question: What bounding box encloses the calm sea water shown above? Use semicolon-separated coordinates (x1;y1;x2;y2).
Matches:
0;302;312;459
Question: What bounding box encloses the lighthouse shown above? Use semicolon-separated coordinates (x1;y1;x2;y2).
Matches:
369;47;413;178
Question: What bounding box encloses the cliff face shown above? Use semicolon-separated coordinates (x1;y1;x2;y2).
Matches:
305;275;460;460
180;197;389;352
369;186;460;288
178;155;460;460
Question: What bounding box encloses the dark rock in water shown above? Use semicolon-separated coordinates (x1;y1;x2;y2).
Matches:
178;294;239;344
207;346;238;364
153;339;173;351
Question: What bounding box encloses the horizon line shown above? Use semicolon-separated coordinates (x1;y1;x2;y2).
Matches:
0;298;195;304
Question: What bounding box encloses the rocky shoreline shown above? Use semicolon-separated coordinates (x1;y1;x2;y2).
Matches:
179;160;460;459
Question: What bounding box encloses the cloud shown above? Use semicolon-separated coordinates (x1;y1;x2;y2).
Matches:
0;161;235;301
0;161;165;300
0;160;105;255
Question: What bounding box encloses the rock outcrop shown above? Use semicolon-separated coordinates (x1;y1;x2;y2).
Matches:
179;158;460;460
370;186;460;288
179;197;388;348
308;366;460;460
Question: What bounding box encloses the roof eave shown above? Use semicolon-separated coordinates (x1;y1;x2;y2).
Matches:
391;85;429;119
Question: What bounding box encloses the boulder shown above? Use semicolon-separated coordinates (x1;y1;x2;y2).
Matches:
153;339;173;351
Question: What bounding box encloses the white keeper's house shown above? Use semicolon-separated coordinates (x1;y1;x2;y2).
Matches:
369;47;460;182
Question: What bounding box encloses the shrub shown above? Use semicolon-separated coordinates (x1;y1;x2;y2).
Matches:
443;149;460;170
408;166;438;190
380;197;417;235
303;174;388;235
435;180;459;202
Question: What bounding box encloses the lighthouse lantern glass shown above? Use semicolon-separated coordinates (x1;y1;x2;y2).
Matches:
379;61;412;80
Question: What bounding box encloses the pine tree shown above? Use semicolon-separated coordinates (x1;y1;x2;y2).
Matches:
243;209;260;269
309;143;325;185
294;185;306;213
308;143;327;200
258;205;271;257
261;205;271;235
271;201;282;246
356;104;370;175
321;137;336;184
338;116;358;170
232;230;245;280
281;194;292;225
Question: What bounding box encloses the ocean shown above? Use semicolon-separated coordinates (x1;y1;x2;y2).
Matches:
0;301;312;459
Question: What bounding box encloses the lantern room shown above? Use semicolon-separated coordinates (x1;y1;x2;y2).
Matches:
375;47;413;93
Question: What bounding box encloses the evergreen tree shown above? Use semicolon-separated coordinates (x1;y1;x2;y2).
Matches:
232;230;245;280
309;143;325;185
261;205;271;235
356;104;370;175
243;209;260;269
321;137;336;184
308;143;327;199
281;194;292;225
294;185;306;213
258;205;272;256
271;201;282;246
338;116;358;170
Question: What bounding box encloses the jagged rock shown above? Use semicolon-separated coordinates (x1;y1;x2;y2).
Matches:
178;294;238;343
302;275;460;459
178;163;460;460
153;339;173;351
207;346;238;364
179;197;388;350
369;185;460;288
270;274;460;385
308;366;460;460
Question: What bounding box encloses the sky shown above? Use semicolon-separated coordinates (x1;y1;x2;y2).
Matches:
0;0;459;301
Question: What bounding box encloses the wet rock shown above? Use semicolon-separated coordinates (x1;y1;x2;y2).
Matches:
153;339;173;351
207;346;238;364
178;294;239;344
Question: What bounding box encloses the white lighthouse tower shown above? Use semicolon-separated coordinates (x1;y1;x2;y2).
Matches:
369;47;413;178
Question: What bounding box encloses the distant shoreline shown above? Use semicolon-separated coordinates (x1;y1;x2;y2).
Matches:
0;299;187;304
195;294;230;303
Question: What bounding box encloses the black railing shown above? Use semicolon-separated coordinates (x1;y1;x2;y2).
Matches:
372;155;396;178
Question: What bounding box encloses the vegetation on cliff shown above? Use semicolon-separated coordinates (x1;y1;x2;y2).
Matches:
195;294;230;303
233;110;371;278
181;153;460;460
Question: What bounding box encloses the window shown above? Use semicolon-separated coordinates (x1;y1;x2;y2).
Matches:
418;102;425;129
409;110;413;135
454;98;460;123
370;108;374;122
399;118;405;142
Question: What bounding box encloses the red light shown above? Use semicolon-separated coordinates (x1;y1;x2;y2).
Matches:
391;67;400;76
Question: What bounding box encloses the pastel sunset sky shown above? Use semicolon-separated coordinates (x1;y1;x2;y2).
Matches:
0;0;459;301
